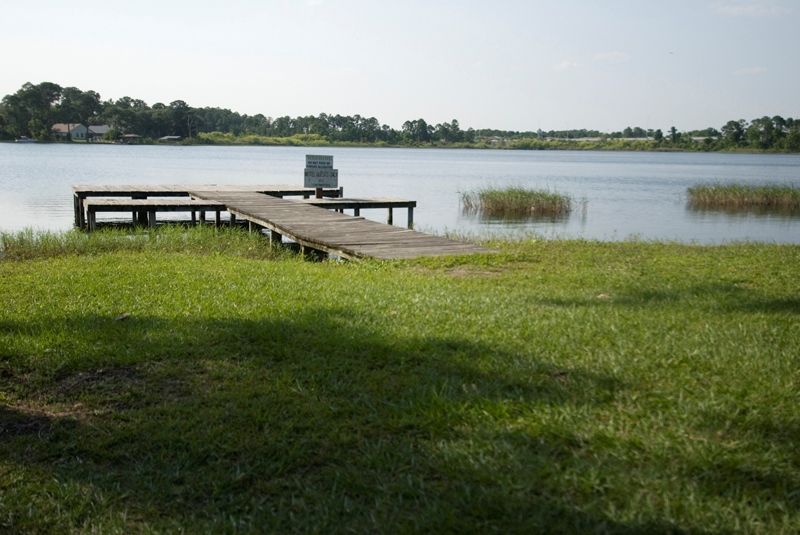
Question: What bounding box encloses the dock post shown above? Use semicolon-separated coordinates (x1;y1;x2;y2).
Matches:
73;194;80;228
388;207;393;225
199;211;206;224
354;208;360;216
133;193;147;226
230;213;236;227
270;230;282;245
78;195;87;229
191;211;197;226
147;210;156;227
408;207;414;229
88;209;96;232
214;210;221;228
338;186;344;198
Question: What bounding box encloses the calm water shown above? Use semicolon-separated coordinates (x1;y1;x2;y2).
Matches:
1;143;799;243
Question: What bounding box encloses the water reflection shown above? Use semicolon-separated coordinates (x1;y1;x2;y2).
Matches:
461;208;572;224
686;203;800;219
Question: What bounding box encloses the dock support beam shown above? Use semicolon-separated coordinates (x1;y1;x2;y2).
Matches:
73;195;81;228
133;193;148;226
388;207;393;225
408;207;414;229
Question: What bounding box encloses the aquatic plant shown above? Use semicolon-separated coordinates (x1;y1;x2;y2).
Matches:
460;186;572;218
687;183;800;212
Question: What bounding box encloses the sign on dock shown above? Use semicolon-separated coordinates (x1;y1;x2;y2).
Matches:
305;155;333;169
304;154;338;188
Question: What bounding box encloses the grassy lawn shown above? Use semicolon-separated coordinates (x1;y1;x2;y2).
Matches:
1;229;798;533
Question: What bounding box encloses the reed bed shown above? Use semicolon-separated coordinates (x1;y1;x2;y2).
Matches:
687;183;800;212
460;186;572;219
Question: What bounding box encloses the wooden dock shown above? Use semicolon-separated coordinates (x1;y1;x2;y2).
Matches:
73;184;490;260
72;184;341;229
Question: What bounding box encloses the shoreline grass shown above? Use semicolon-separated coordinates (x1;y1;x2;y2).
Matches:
688;183;800;212
0;226;291;261
1;229;799;532
460;186;573;219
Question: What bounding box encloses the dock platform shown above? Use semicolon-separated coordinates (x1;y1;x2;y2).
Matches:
73;184;490;260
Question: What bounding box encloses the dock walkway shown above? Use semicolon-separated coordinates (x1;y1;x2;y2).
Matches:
188;190;486;260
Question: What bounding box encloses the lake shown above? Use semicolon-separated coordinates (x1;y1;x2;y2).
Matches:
1;143;799;243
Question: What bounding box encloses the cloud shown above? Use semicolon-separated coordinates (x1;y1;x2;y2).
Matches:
593;51;630;64
712;0;790;16
554;60;579;72
733;66;768;76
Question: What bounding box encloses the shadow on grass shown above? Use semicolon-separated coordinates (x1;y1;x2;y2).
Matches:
684;408;800;512
0;310;690;532
534;282;800;315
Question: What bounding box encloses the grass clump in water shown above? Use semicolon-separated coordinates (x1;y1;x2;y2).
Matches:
460;186;572;219
687;183;800;212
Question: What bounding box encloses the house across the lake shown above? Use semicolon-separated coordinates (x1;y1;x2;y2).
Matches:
51;123;112;142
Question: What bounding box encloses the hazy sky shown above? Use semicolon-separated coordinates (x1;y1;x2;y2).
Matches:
2;0;798;132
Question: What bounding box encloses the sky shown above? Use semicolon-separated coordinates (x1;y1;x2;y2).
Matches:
1;0;798;132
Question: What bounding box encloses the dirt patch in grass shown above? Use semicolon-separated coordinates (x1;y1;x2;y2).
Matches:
444;266;505;278
52;366;143;398
0;406;61;439
47;363;197;411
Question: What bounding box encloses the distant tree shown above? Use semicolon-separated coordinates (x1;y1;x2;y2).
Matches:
786;121;800;151
0;105;8;139
653;129;663;142
464;127;476;143
669;126;679;143
746;116;777;149
402;119;432;143
58;87;102;128
1;81;63;138
721;120;746;146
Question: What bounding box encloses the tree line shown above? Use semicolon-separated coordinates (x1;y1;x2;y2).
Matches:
1;81;799;151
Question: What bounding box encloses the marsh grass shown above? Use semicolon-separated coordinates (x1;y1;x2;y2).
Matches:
0;226;291;261
687;183;800;213
460;186;572;219
1;229;800;532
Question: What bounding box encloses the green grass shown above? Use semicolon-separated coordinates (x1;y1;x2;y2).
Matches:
460;186;573;219
1;228;799;532
0;226;291;261
687;183;800;213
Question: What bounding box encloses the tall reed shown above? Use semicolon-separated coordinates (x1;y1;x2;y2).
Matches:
687;183;800;212
460;186;572;219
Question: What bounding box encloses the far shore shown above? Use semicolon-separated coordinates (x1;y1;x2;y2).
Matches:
3;138;798;155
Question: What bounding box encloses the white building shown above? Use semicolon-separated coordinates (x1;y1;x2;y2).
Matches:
51;123;88;140
51;123;111;141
